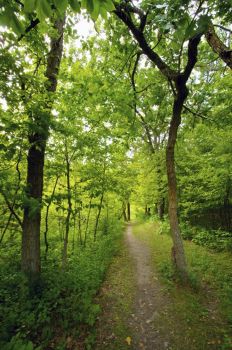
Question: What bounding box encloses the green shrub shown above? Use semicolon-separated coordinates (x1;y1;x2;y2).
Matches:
0;227;122;349
192;229;232;252
180;222;197;240
2;335;41;350
158;219;170;235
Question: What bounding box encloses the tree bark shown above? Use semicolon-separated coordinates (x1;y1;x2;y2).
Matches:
94;192;104;241
157;198;165;220
44;175;59;259
62;139;72;268
22;18;65;277
127;202;131;221
205;25;232;69
78;209;83;245
166;90;188;278
84;196;93;246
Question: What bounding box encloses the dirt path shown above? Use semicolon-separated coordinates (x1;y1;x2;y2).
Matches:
125;224;170;350
95;224;170;350
95;222;232;350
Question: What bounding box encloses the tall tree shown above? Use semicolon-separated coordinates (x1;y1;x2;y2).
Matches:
22;17;65;277
114;1;205;277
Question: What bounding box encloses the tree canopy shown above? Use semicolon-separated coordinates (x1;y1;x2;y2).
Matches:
0;0;231;348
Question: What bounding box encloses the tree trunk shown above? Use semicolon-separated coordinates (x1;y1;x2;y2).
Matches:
157;198;165;220
127;202;131;221
94;192;104;241
166;92;188;278
62;140;72;268
84;196;93;246
122;202;128;221
22;18;65;276
205;25;232;69
78;209;83;245
145;205;148;216
44;175;59;259
22;140;45;276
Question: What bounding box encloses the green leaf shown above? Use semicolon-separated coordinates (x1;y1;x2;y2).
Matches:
68;0;81;12
86;0;94;13
0;11;9;26
197;15;211;33
102;0;115;12
10;14;24;34
36;0;52;20
25;341;33;350
91;0;100;21
185;21;196;39
54;0;68;14
99;5;107;19
24;0;37;13
81;0;87;9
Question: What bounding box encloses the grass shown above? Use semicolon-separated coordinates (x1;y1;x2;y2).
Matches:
133;221;232;350
94;236;136;350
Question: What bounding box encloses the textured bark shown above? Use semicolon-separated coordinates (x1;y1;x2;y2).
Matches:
206;25;232;69
166;91;188;278
22;139;45;275
22;18;65;276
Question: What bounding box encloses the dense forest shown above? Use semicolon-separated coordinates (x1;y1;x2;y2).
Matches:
0;0;231;349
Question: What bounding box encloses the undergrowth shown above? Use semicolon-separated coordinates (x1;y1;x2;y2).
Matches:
0;221;123;350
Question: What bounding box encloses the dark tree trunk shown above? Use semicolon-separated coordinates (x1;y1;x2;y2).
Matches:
145;205;148;216
78;209;83;245
84;196;93;246
22;141;45;275
94;192;104;241
166;90;188;278
44;175;59;259
22;18;65;276
122;202;128;221
127;202;131;221
62;140;72;268
157;198;165;220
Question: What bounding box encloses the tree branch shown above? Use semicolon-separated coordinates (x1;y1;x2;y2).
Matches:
1;192;23;228
114;4;178;80
205;25;232;69
18;18;40;42
183;104;215;123
182;33;203;83
214;24;232;35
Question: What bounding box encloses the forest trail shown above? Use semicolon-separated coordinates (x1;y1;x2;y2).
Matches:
95;224;170;350
94;222;231;350
124;224;170;350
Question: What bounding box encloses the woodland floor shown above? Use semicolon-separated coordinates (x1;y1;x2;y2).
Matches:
93;223;232;350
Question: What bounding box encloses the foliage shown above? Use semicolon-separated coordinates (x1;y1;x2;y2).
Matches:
0;0;231;347
0;222;123;348
192;229;232;252
0;0;116;36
